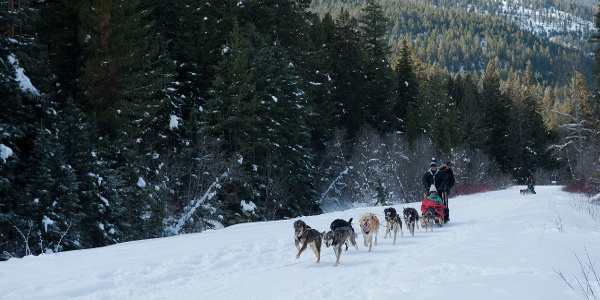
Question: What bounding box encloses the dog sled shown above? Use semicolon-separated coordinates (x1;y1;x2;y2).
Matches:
420;198;446;231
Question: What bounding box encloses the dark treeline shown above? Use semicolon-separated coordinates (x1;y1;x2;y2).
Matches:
0;0;599;258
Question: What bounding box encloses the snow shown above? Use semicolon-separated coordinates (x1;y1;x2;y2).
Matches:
169;115;180;129
8;54;39;95
241;200;257;212
0;144;13;162
137;177;146;188
1;185;599;299
41;215;55;233
497;0;594;37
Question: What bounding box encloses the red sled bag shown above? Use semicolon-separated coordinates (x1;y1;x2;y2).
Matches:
421;198;447;221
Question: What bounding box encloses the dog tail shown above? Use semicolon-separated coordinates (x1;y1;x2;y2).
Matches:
348;217;353;224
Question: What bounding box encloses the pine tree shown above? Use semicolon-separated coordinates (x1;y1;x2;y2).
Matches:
452;73;486;150
421;65;453;153
393;40;420;143
0;41;32;257
22;126;82;254
12;94;86;255
57;98;124;247
166;0;234;111
203;22;318;222
330;8;368;139
481;60;511;173
78;0;172;141
1;0;51;93
589;2;600;126
505;65;553;180
34;0;82;99
359;0;394;133
78;0;174;240
303;13;337;154
239;0;313;63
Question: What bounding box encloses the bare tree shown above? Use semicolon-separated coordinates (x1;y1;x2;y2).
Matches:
549;72;596;180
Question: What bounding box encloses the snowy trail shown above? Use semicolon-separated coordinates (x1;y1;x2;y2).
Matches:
1;185;599;300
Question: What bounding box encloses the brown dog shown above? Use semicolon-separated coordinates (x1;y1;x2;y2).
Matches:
359;214;380;252
293;220;322;263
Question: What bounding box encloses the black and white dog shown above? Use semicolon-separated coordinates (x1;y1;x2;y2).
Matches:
402;207;420;236
421;207;436;232
322;225;359;267
329;218;356;251
383;207;403;244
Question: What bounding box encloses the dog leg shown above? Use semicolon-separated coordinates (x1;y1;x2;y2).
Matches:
310;242;320;263
296;242;308;259
316;236;322;263
416;215;420;229
384;222;390;239
350;234;359;251
294;239;300;250
398;217;404;237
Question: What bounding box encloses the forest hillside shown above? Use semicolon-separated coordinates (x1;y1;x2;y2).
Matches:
311;0;596;86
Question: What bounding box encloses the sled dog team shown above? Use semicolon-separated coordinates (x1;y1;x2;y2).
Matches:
294;207;427;267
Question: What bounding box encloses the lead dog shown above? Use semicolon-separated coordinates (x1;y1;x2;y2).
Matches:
330;218;356;251
293;220;322;263
322;226;359;267
402;207;420;236
359;214;380;252
383;207;403;244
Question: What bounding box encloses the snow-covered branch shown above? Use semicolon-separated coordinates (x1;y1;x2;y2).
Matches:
550;109;575;121
318;166;351;204
165;177;221;235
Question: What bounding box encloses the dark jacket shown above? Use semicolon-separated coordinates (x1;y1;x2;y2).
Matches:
422;169;443;192
440;168;455;192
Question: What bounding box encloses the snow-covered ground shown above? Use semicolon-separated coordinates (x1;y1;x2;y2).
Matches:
1;185;599;300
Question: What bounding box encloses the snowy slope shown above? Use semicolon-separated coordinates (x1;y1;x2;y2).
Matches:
1;185;599;300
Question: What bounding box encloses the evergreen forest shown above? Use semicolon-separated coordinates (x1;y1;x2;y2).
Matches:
0;0;599;258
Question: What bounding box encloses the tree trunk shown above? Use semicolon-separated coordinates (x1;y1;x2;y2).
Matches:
8;0;14;38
